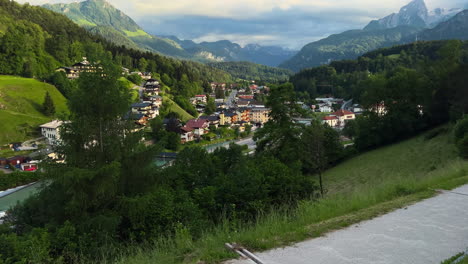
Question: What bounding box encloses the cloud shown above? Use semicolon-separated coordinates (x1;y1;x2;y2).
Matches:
16;0;467;48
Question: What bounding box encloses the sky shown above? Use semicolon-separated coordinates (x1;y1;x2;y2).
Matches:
17;0;467;49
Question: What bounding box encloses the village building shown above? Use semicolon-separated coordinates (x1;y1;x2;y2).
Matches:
322;115;339;127
199;115;220;128
236;100;250;108
332;109;356;125
238;108;251;123
210;82;226;91
40;120;64;145
180;126;195;143
185;118;210;137
131;102;157;118
195;95;207;103
125;112;149;126
250;107;271;124
220;112;238;125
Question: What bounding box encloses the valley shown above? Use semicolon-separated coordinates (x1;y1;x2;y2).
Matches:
0;0;466;263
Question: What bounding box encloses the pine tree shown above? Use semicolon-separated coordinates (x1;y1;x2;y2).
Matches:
42;91;55;116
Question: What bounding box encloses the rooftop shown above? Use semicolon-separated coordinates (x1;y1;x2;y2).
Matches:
40;120;63;129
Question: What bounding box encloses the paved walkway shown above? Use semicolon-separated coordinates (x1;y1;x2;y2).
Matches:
228;185;468;264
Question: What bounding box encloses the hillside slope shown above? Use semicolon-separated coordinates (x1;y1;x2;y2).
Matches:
419;10;468;41
0;76;68;144
208;61;293;83
280;26;421;72
117;127;468;264
43;0;191;59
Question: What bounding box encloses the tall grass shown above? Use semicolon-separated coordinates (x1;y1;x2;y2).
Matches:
115;128;468;264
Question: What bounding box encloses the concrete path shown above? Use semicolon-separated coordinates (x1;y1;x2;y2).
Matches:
227;185;468;264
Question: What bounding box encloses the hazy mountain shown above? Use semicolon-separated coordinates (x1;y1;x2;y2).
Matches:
166;36;297;67
279;26;421;72
418;10;468;41
364;0;462;30
280;0;462;72
43;0;295;67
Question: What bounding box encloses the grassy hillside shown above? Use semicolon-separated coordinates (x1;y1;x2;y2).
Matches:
117;127;468;264
0;75;68;144
163;96;194;122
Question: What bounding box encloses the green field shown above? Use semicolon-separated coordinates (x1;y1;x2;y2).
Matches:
0;75;68;145
163;96;194;122
116;127;468;264
118;77;139;102
124;29;149;38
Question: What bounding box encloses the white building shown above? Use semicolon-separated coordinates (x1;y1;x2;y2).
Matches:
40;120;63;145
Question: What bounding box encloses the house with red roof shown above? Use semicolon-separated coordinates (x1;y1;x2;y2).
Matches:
332;110;356;125
322;115;339;127
180;126;195;143
185;118;210;137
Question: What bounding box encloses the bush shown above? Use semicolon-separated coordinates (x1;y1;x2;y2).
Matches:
454;116;468;158
0;171;41;191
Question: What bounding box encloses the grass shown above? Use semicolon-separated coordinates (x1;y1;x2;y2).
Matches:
0;75;68;145
115;127;468;264
163;96;194;122
442;252;468;264
76;19;97;27
118;77;139;102
124;29;150;38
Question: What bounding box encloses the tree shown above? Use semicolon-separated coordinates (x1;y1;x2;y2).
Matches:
59;62;133;168
166;132;180;151
205;97;216;115
138;58;148;72
254;83;303;166
301;122;343;197
42;91;55;116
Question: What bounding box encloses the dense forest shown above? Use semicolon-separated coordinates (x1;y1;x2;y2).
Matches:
0;0;231;95
207;61;293;83
291;40;468;151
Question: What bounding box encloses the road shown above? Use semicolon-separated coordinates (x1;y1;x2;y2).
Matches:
226;90;238;109
341;99;353;110
227;184;468;264
235;137;256;150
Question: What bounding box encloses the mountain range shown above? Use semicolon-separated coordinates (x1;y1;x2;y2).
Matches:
280;0;467;71
43;0;296;67
43;0;467;73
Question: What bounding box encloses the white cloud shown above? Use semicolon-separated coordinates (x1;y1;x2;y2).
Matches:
18;0;464;19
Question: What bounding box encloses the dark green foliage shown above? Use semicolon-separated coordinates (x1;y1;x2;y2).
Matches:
292;40;468;151
207;61;293;83
454;116;468;158
126;73;142;85
173;96;198;117
48;71;76;98
205;96;216;115
254;83;303;165
0;0;232;85
0;171;41;191
42;91;55;116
